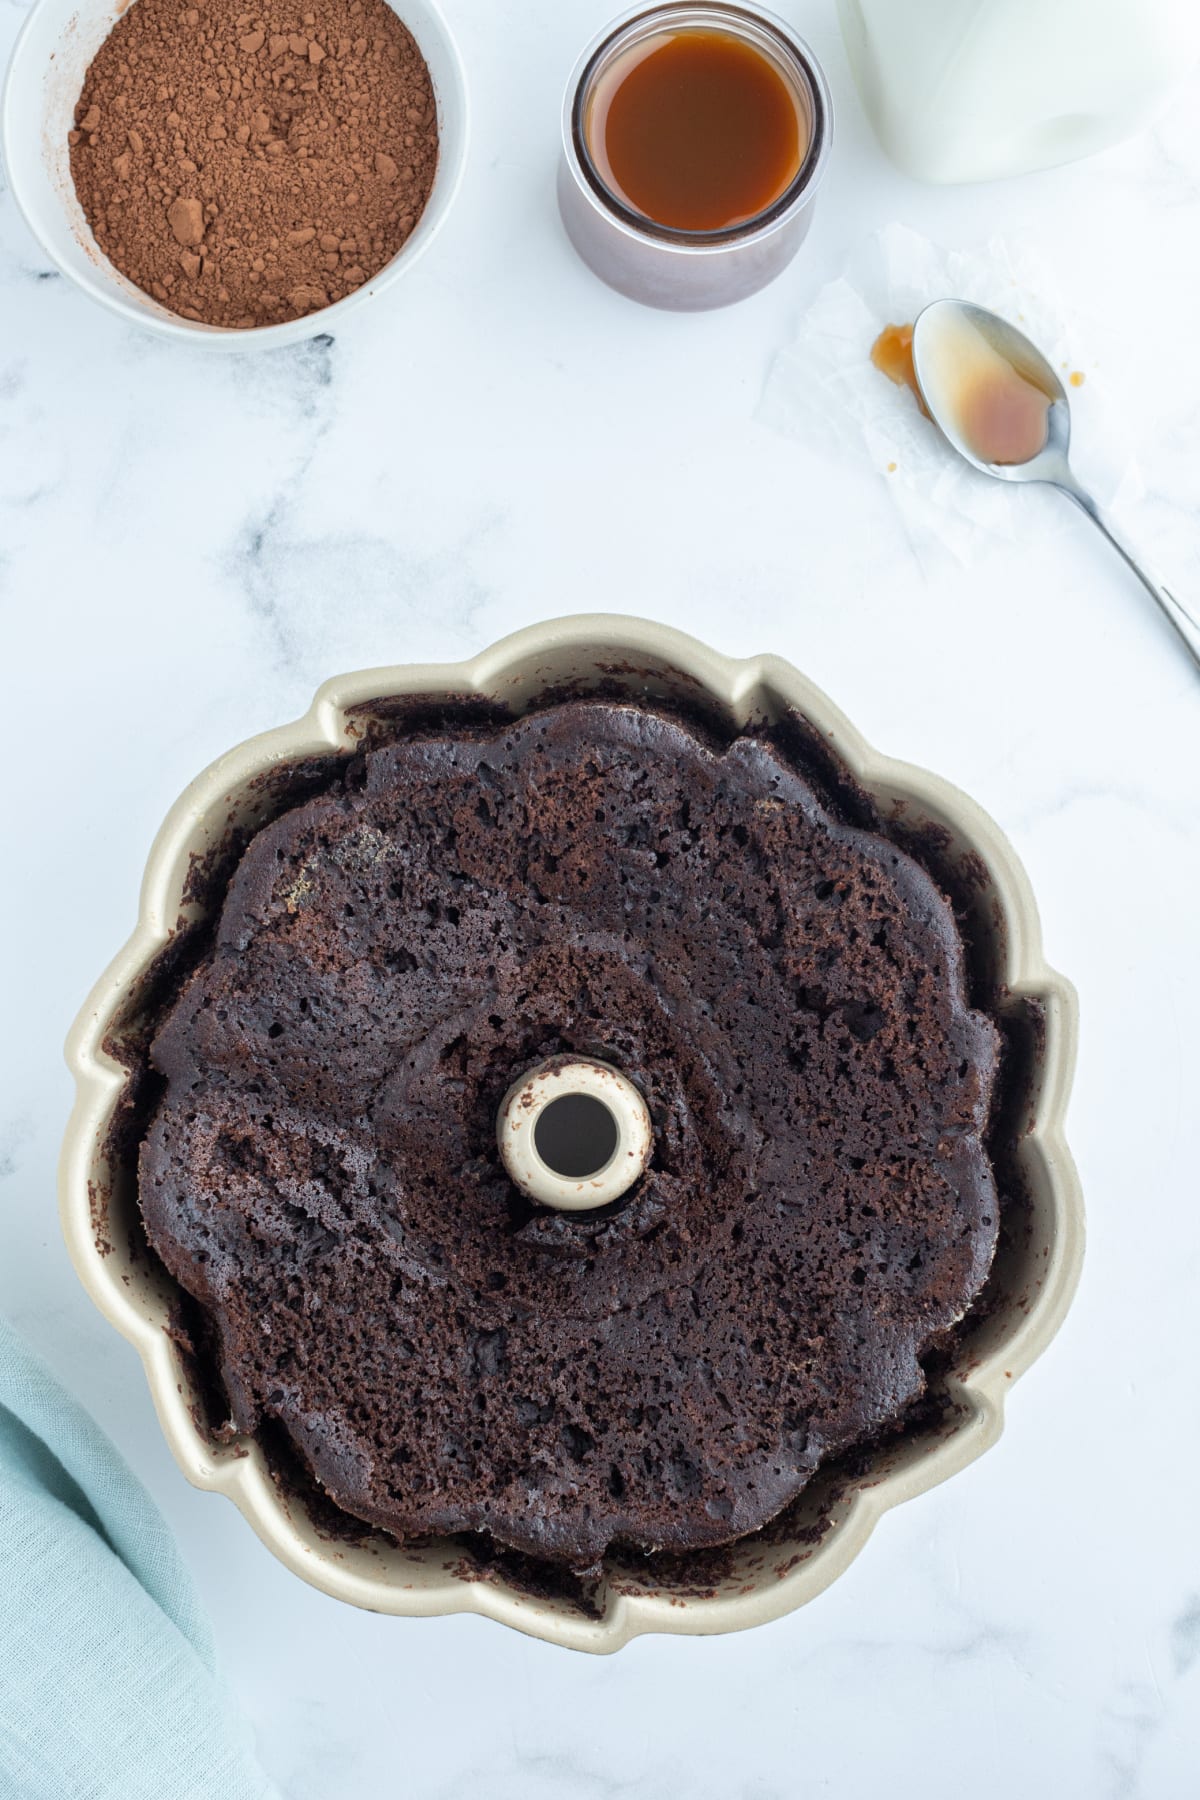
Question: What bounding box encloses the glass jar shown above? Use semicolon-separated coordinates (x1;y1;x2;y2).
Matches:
558;2;833;311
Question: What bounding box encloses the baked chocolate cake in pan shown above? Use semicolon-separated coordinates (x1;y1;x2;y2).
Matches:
138;700;1000;1569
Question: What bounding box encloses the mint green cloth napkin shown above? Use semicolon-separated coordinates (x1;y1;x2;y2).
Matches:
0;1315;276;1800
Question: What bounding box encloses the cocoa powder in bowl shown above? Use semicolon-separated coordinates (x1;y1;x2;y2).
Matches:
68;0;439;329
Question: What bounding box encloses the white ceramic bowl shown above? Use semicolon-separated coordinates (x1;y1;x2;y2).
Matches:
61;617;1084;1652
1;0;469;349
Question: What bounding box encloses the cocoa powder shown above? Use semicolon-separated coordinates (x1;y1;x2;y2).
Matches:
69;0;438;329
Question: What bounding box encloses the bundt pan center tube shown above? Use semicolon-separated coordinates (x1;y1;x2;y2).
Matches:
498;1057;654;1211
60;616;1083;1652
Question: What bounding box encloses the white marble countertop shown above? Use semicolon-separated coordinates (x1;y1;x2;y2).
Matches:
2;0;1199;1793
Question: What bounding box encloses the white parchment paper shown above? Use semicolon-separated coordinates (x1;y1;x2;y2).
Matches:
759;223;1139;566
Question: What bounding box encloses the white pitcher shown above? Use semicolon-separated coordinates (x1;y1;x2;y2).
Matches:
838;0;1200;183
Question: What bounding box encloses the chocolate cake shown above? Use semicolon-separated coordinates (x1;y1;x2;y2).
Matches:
139;700;1001;1568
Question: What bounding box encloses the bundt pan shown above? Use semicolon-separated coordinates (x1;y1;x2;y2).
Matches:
60;616;1083;1652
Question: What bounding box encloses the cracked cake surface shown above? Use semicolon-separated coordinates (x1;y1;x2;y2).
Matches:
138;700;1001;1566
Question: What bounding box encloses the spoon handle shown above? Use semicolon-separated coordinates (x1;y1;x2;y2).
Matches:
1055;478;1200;673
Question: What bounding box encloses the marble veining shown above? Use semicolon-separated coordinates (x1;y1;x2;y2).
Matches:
1;0;1198;1794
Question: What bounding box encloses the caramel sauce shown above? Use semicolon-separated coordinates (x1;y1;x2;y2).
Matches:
870;322;930;418
586;28;807;233
873;314;1056;466
956;363;1053;465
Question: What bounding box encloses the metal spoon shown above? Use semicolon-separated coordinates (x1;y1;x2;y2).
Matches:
911;298;1200;673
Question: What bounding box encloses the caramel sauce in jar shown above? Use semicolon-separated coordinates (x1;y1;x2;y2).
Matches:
584;26;809;232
